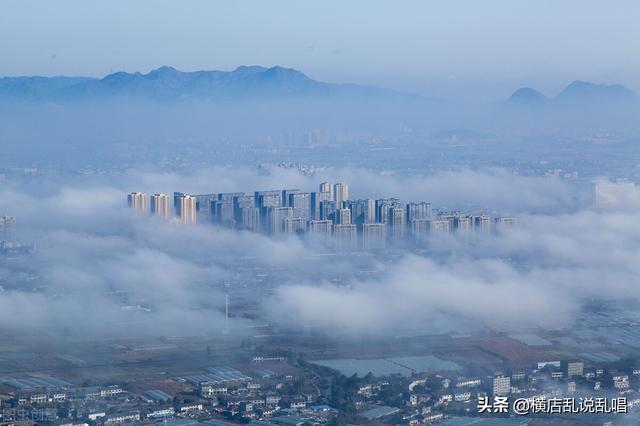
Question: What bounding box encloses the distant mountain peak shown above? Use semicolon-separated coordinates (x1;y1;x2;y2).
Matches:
507;87;548;105
232;65;268;74
506;80;638;109
147;66;179;77
557;80;637;102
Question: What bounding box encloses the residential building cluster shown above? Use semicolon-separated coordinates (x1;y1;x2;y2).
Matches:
0;214;16;241
0;214;35;256
128;182;516;250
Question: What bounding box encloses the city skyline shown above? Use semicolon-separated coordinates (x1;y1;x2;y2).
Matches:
126;181;513;251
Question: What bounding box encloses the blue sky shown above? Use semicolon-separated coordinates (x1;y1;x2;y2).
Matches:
1;0;639;101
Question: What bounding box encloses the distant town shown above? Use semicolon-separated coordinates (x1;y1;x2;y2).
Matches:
0;332;639;425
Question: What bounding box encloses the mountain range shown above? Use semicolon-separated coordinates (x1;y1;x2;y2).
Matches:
508;80;639;107
0;66;637;119
0;65;415;102
2;65;637;107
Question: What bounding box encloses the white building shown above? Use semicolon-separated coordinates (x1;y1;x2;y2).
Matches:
319;182;333;200
492;375;511;396
127;192;148;212
150;193;171;219
333;182;349;204
176;194;197;225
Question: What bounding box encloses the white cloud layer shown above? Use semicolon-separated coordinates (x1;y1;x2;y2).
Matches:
0;167;637;339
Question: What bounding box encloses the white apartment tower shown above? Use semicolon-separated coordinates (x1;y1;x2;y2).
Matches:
176;194;197;224
319;182;333;200
150;193;171;219
336;208;351;225
127;192;148;212
333;182;349;205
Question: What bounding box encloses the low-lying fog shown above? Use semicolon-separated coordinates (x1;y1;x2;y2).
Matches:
1;166;638;340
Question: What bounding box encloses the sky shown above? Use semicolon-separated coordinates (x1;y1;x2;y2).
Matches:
1;0;639;101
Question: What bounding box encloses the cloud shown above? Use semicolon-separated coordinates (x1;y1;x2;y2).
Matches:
267;255;574;336
0;168;636;340
268;194;640;336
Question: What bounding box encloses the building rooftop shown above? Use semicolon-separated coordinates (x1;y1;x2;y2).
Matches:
360;405;400;420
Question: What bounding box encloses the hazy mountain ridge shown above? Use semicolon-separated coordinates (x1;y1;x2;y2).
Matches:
0;65;418;102
508;80;639;107
0;76;93;100
507;87;549;105
1;66;637;110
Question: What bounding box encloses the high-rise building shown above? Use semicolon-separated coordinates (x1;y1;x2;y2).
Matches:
233;195;254;208
176;194;197;224
345;199;375;226
406;202;431;222
333;182;349;204
150;193;171;219
214;193;244;226
473;215;492;232
173;192;185;212
266;206;293;235
319;182;333;200
194;194;217;216
362;223;386;250
454;215;472;232
255;190;281;209
255;190;281;232
389;207;405;241
211;199;235;227
375;198;402;224
334;224;357;252
0;215;16;241
413;218;451;238
310;191;332;220
285;217;307;235
411;219;430;240
308;220;333;241
319;200;336;221
234;195;259;231
127;192;148;212
289;192;311;220
428;219;451;234
281;189;301;207
438;213;457;230
238;206;260;232
336;208;351;225
218;192;244;202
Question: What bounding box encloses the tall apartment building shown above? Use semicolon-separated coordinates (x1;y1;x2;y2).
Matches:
308;220;333;241
333;182;349;204
150;193;171;219
127;192;148;212
334;223;357;252
266;206;293;235
362;223;386;250
289;192;311;220
176;194;197;225
319;182;333;200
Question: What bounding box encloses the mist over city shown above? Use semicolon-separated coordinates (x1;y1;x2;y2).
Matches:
2;1;640;425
